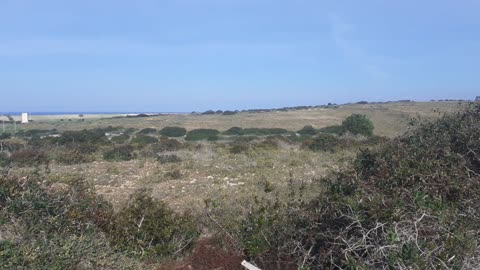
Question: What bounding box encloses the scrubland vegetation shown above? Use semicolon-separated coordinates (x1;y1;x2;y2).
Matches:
1;101;479;269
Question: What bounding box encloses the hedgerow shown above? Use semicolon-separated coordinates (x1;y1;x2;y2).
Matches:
159;126;187;137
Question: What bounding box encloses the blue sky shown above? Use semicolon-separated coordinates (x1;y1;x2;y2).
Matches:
1;0;479;112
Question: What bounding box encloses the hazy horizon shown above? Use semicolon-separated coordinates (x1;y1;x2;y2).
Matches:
1;1;479;112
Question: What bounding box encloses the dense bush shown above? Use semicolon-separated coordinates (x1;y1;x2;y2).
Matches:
317;124;344;135
296;125;317;135
231;103;480;269
138;128;157;134
302;133;339;152
157;154;182;164
223;127;244;135
56;129;108;145
342;114;374;136
103;145;136;161
111;134;130;144
185;129;220;141
131;134;159;148
10;149;49;167
159;126;187;137
108;190;199;256
55;148;91;165
222;110;237;115
0;176;128;269
242;128;289;136
0;133;11;140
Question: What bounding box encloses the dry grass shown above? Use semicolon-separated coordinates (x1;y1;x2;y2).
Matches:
16;101;464;137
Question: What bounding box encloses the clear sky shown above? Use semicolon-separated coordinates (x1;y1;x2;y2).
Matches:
1;0;479;112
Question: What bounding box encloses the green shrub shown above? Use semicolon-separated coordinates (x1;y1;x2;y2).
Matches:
229;141;250;154
296;125;317;135
231;103;480;269
56;129;108;145
10;149;49;167
185;129;220;141
0;175;138;269
318;125;345;135
111;134;130;144
223;127;244;135
157;154;182;164
55;148;91;165
242;128;289;136
138;128;157;134
342;114;374;136
103;145;136;161
0;133;11;140
131;134;158;148
302;133;339;152
159;126;187;137
108;190;199;256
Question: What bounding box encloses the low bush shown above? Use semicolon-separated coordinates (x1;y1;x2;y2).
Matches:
0;175;132;269
103;145;136;161
56;129;108;146
223;127;244;135
10;149;49;167
157;154;182;164
229;141;250;154
342;114;374;136
159;126;187;137
111;134;130;144
302;133;339;152
131;134;159;148
138;128;157;134
55;148;91;165
222;110;237;115
0;133;11;140
242;128;289;136
229;103;480;269
318;125;344;135
296;125;317;135
185;129;220;141
108;190;199;257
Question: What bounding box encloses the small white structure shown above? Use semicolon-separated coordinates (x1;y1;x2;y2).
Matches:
21;113;29;124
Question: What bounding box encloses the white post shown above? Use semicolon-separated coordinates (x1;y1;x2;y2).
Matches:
241;260;262;270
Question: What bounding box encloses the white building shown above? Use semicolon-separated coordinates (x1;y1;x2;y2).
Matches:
21;113;29;124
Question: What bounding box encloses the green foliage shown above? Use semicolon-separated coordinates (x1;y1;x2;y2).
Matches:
131;134;159;148
302;133;339;152
0;133;11;140
138;128;157;134
10;149;49;167
242;128;289;136
103;145;136;161
342;114;374;136
157;154;182;164
56;129;108;145
54;148;91;165
223;127;244;135
111;133;130;144
223;127;289;136
185;129;220;141
231;103;480;269
108;190;199;257
296;125;317;135
159;126;187;137
318;125;345;135
0;175;129;269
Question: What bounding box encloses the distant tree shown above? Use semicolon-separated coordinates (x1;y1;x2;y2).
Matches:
159;126;187;137
342;114;374;136
297;125;317;135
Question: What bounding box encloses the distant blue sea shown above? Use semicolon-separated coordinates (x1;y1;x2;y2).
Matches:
1;112;189;115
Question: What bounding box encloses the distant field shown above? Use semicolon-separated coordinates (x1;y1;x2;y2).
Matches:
12;101;465;137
